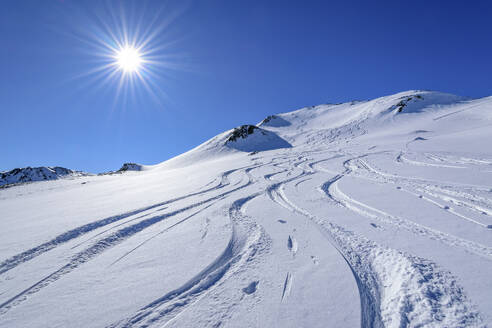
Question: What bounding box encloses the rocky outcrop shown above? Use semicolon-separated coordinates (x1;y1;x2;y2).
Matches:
118;163;143;172
224;125;292;152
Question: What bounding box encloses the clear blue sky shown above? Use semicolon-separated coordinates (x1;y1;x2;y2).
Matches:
2;0;491;173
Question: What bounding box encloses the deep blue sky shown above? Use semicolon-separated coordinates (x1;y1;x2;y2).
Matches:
2;0;491;173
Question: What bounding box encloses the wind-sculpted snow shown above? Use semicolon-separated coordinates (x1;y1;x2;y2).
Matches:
1;90;492;327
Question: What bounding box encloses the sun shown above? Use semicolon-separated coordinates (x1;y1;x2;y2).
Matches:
116;46;142;72
70;2;186;107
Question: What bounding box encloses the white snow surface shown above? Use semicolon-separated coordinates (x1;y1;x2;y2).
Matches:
1;90;492;327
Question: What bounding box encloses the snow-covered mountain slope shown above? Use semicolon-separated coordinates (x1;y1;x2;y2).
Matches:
0;166;84;187
1;90;492;328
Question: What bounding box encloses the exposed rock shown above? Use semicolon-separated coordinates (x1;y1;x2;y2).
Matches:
392;95;425;113
226;125;260;143
118;163;143;172
99;162;144;176
224;125;292;152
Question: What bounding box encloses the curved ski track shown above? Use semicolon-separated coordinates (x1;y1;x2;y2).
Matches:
0;160;278;315
107;194;270;328
266;151;484;327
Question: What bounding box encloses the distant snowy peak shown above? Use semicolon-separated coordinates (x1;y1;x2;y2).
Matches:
224;125;292;152
0;166;83;187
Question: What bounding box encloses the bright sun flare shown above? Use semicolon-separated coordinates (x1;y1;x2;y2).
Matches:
79;3;181;106
116;47;142;72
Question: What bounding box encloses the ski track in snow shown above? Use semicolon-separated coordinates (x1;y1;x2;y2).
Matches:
280;272;292;302
0;162;272;315
0;159;286;277
345;156;492;231
0;166;238;276
266;152;484;328
107;194;270;328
